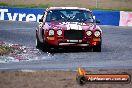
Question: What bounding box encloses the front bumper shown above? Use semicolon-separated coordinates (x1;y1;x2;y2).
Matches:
44;29;101;47
45;36;101;47
59;43;89;46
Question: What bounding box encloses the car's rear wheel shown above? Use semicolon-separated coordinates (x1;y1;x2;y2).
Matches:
93;44;101;52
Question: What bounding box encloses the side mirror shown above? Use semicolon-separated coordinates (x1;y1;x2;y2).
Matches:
96;20;100;23
39;19;43;22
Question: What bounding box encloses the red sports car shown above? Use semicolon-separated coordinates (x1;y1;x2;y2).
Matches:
36;7;102;52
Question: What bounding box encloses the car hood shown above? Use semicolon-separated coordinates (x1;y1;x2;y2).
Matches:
44;22;100;31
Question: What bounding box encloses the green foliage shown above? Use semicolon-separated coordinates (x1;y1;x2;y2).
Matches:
0;46;12;55
0;3;50;8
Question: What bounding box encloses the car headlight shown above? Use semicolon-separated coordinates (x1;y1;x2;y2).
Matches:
57;30;62;36
94;31;100;37
49;30;54;36
86;30;92;36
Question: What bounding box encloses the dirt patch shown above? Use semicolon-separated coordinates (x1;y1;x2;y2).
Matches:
0;69;132;88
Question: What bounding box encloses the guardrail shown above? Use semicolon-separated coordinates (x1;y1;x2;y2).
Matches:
0;7;132;26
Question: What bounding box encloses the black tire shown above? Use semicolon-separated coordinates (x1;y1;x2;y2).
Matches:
84;47;93;52
93;43;101;52
76;76;87;85
41;42;50;52
36;34;49;51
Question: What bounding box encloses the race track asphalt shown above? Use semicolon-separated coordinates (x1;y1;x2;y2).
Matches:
0;21;132;71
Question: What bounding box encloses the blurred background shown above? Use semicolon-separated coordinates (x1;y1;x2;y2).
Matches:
0;0;132;10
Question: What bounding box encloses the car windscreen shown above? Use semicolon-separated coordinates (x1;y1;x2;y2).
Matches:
45;9;94;22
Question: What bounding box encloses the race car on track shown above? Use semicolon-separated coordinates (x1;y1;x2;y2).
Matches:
36;7;102;52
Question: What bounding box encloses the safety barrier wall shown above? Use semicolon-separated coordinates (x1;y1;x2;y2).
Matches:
0;7;45;22
0;7;131;26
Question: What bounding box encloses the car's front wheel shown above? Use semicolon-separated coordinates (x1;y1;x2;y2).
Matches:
36;35;43;49
36;38;50;52
93;44;101;52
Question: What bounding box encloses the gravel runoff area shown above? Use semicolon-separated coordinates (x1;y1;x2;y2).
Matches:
0;69;132;88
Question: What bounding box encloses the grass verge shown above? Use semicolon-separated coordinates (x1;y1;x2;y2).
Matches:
0;2;132;11
0;3;50;8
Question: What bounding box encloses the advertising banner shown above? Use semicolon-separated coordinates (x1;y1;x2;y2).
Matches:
119;11;132;26
93;10;120;26
0;7;120;26
0;7;45;22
